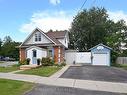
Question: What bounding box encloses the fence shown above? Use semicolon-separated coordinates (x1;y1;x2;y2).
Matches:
116;57;127;64
65;50;91;64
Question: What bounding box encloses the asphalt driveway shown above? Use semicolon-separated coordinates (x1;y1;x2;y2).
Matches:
60;66;127;83
25;84;125;95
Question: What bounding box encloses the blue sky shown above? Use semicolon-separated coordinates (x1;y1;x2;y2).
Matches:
0;0;127;42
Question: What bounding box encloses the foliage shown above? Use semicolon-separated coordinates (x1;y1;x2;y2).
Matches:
37;58;41;65
26;58;30;65
111;51;119;66
0;36;21;61
118;50;127;57
0;79;34;95
69;7;127;63
0;38;2;51
17;66;61;77
114;64;127;70
69;7;109;51
41;57;54;66
60;62;66;66
19;59;27;65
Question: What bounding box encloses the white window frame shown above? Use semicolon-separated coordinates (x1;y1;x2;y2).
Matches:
35;32;41;42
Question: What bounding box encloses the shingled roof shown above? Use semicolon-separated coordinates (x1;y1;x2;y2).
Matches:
46;30;67;38
45;30;67;45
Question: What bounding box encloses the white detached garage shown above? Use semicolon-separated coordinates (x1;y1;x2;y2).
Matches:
90;44;112;66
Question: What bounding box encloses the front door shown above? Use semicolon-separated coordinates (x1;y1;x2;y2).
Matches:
32;50;37;64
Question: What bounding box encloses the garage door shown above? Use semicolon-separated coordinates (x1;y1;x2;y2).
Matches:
92;53;109;66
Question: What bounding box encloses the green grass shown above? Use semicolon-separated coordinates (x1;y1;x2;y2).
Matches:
0;78;34;95
17;66;62;77
115;64;127;70
0;61;4;63
0;65;19;73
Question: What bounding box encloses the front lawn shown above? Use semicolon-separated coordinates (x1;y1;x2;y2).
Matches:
0;65;19;73
0;78;34;95
17;66;62;77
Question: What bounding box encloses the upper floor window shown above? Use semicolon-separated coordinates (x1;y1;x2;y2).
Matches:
35;32;41;42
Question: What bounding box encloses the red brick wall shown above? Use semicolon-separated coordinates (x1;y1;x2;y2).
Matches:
19;48;26;62
54;46;64;63
60;47;64;62
54;46;59;63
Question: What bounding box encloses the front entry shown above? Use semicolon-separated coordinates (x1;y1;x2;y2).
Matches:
32;50;37;64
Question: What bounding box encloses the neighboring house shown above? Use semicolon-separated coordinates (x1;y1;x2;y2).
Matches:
19;28;69;64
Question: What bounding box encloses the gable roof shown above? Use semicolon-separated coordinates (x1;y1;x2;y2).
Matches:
46;30;67;38
46;30;67;45
89;43;112;50
20;28;67;47
20;28;57;47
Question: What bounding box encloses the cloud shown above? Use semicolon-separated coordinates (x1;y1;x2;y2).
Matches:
49;0;60;5
108;11;127;24
20;10;74;33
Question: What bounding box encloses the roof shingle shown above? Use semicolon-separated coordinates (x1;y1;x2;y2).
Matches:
45;30;67;45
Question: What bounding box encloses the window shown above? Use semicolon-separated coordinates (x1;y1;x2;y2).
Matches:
35;34;38;41
35;32;41;42
38;33;41;41
48;50;52;57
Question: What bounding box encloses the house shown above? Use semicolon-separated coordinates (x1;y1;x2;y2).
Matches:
19;28;69;64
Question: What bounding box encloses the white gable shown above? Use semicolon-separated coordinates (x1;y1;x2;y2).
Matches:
57;32;69;48
24;30;52;45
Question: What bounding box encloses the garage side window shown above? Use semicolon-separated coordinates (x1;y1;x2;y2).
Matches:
35;32;41;42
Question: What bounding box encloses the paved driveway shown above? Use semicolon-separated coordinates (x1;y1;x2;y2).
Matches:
60;66;127;83
25;84;125;95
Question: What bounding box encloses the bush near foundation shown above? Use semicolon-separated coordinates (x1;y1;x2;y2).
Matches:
41;57;54;66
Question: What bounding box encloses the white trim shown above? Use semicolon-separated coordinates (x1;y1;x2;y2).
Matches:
26;46;46;51
58;46;61;62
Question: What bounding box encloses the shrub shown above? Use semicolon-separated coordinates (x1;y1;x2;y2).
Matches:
26;58;30;65
60;62;66;66
111;51;119;66
37;58;41;65
19;59;27;65
41;57;54;66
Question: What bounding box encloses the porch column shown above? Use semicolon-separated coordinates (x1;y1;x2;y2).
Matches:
19;48;26;61
58;46;61;63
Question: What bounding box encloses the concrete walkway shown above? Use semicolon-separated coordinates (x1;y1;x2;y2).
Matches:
50;65;70;78
8;70;24;74
0;72;127;93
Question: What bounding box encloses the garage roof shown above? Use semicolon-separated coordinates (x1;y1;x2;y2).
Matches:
89;43;112;51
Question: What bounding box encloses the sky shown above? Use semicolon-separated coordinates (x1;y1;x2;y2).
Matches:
0;0;127;42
